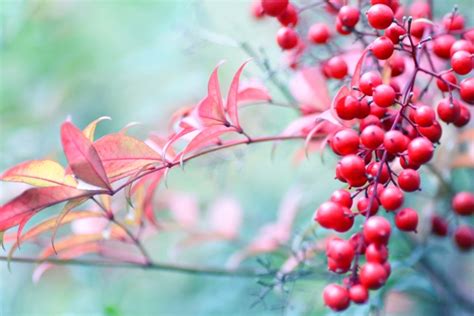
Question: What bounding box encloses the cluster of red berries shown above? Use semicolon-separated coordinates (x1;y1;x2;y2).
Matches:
251;0;472;312
431;192;474;251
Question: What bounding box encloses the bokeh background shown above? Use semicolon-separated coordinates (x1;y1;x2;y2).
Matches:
0;1;473;315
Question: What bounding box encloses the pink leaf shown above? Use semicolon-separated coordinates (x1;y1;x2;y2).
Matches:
290;66;331;113
197;63;227;125
0;186;94;232
226;60;251;129
350;47;371;91
94;133;162;182
61;121;111;190
237;80;271;104
176;125;236;162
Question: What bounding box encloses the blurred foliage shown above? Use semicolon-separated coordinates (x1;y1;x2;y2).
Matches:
0;1;473;316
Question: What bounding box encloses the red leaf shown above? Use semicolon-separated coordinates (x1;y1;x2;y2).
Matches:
61;121;111;190
0;186;94;232
94;133;162;182
197;63;227;125
225;61;251;129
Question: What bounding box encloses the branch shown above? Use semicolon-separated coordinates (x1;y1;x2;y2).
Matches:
0;255;275;278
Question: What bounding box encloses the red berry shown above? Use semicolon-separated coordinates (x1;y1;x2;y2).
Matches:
373;84;396;107
359;71;382;96
360;125;384;149
460;77;474;104
451;51;473;75
372;36;394;60
384;130;407;154
409;1;430;18
336;17;352;35
384;23;405;44
359;262;388;289
276;27;299;50
419;121;442;143
331;129;360;156
450;39;474;56
349;285;369;304
363;216;391;244
437;98;460;123
365;243;388;263
443;12;465;32
436;72;457;92
323;284;350;311
399;155;420;170
261;0;288;16
388;54;405;76
452;192;474;216
454;225;474;251
397;169;420;192
380;186;404;211
308;23;330;44
327;238;355;267
431;215;448;236
367;161;390;184
410;19;426;38
250;0;265;19
433;34;456;59
334;207;355;232
335;95;358;120
277;3;298;26
327;56;348;79
356;99;371;119
357;196;380;216
330;189;353;208
413;105;435;127
407;137;434;165
349;232;367;253
360;114;383;130
339;154;366;182
367;4;394;30
315;201;344;229
395;208;418;232
338;5;360;28
453;104;471;127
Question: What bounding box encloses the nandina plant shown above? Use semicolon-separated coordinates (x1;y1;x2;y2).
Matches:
1;0;473;313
